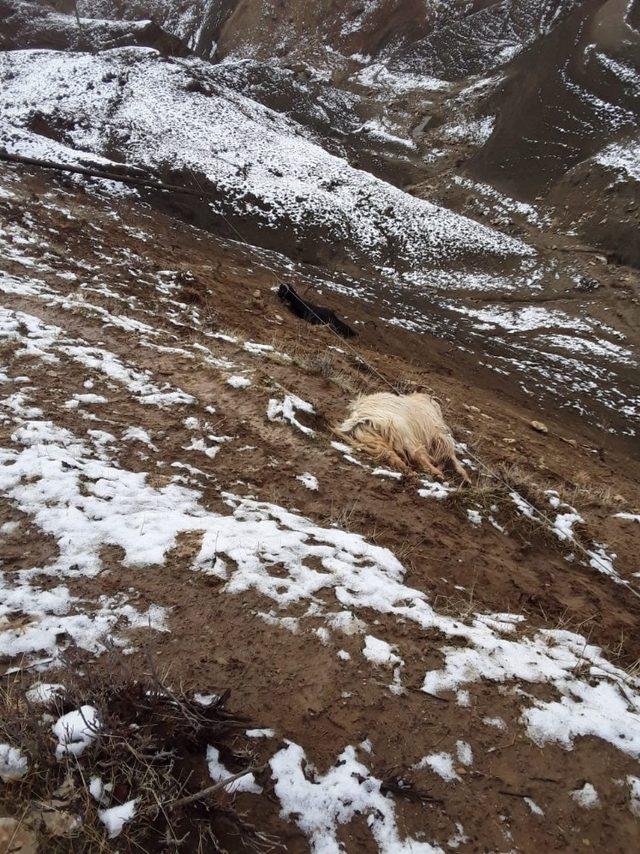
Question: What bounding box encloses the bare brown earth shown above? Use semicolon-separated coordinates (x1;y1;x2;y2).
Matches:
1;162;640;851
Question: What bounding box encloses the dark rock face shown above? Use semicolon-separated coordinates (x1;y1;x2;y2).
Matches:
469;0;640;197
1;0;189;54
76;0;581;72
395;0;581;78
551;151;640;267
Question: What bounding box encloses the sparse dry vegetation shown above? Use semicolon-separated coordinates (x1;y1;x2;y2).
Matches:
0;652;278;853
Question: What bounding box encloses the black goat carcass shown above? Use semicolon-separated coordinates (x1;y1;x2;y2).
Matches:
277;284;357;339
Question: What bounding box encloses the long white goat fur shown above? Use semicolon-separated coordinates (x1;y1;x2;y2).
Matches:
338;392;467;477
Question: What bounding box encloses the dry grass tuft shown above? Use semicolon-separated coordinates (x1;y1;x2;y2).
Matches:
324;498;361;530
305;352;335;380
0;650;279;853
564;480;626;511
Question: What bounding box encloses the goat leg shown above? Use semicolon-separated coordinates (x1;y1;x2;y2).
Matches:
448;453;471;484
351;433;410;473
410;448;445;481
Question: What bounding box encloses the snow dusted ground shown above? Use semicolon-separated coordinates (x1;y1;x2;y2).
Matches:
595;138;640;184
0;2;637;848
1;162;640;849
0;38;636;438
0;47;530;275
2;292;640;841
353;265;640;437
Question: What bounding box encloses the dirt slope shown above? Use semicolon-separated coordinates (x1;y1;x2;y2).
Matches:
1;2;640;850
469;0;640;198
1;161;640;851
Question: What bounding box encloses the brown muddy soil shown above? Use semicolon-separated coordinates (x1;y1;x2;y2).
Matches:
1;162;640;852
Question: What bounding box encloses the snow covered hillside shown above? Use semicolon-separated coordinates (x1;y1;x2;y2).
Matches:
1;47;529;274
1;1;640;851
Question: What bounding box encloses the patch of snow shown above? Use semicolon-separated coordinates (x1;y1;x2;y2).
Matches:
315;626;331;644
227;374;252;389
359;119;416;150
25;682;65;705
69;393;108;406
415;752;460;783
447;822;469;849
553;511;584;542
510;492;536;519
571;782;600;808
183;436;220;459
53;706;100;759
456;690;471;707
451;175;547;227
331;440;365;467
98;799;138;838
586;543;624;584
541;334;637;366
595;139;640;182
0;300;193;408
206;746;261;794
456;740;473;766
122;426;156;448
473;613;524;634
244;341;274;355
355;63;452;93
425;625;640;759
627;775;640;817
467;509;482;526
440;116;495;145
524;797;544;816
297;472;319;490
482;716;506;730
363;635;402;666
0;521;20;534
418;478;455;500
267;393;315;436
194;693;219;707
89;776;111;805
372;467;402;479
326;611;366;635
212;331;238;344
0;744;28;781
271;741;440;852
341;0;381;37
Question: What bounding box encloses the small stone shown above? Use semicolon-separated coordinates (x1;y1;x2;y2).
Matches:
0;817;38;854
53;774;76;799
40;807;82;837
576;276;600;292
530;420;548;434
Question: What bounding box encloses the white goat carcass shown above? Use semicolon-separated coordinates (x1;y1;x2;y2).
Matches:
337;392;469;482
